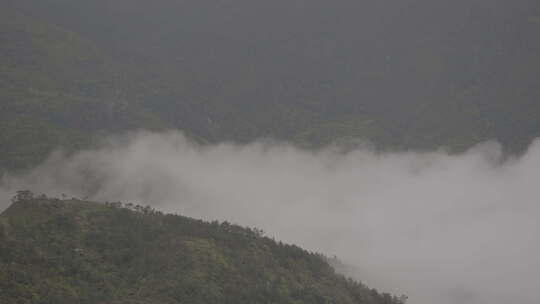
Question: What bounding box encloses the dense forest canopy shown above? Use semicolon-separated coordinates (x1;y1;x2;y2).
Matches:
0;194;406;304
1;0;539;170
1;0;540;303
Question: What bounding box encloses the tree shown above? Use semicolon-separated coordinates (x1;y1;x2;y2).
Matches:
398;294;408;304
11;190;34;203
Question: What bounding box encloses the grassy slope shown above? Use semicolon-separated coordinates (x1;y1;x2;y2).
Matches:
0;198;404;304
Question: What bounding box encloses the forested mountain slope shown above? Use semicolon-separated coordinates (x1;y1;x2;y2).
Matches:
1;0;540;170
0;195;405;304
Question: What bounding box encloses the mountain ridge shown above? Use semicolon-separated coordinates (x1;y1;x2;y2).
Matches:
0;193;406;304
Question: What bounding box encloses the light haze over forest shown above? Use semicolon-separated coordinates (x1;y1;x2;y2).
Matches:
1;0;539;303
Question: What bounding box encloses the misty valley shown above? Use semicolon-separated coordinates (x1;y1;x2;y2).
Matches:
1;0;540;303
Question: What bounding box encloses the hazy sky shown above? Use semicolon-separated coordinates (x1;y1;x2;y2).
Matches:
1;131;539;304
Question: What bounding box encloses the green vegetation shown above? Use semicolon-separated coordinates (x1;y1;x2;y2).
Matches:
0;193;405;304
0;8;167;170
2;1;540;171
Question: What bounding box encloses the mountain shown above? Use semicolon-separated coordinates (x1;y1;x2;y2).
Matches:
1;0;540;171
0;194;405;304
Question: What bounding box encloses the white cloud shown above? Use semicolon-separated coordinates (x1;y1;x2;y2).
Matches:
2;131;539;304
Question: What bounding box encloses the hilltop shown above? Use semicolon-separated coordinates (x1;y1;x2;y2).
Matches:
0;194;405;304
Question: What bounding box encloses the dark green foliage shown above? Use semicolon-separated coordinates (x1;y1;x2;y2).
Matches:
0;197;405;304
10;190;34;203
1;0;540;171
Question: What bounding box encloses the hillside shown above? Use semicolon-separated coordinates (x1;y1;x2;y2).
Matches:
0;7;168;170
0;194;405;304
1;0;540;170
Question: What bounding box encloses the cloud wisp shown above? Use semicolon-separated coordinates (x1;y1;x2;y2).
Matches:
1;131;539;304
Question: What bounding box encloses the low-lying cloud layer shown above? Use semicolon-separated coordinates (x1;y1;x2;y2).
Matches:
1;131;539;304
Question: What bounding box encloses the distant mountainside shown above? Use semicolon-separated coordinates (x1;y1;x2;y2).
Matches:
1;0;540;170
0;194;405;304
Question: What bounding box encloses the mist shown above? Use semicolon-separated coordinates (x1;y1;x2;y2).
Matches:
1;131;539;304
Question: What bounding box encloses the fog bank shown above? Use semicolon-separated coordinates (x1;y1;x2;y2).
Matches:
1;131;539;304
